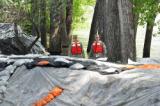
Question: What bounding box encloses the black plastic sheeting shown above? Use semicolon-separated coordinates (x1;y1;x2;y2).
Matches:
0;23;45;54
0;55;160;106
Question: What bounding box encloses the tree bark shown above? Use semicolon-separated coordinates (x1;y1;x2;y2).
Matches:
66;0;73;36
31;0;39;36
133;4;139;60
49;0;61;55
60;0;69;56
118;0;136;63
88;0;136;63
87;1;99;53
40;0;46;48
143;16;156;57
103;0;121;62
97;0;105;41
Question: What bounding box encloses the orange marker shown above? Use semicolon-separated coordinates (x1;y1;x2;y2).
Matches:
33;86;63;106
37;61;49;66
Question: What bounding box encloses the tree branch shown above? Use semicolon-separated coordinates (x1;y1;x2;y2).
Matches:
26;14;40;52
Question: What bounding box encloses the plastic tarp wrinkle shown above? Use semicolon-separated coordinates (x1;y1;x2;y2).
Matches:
0;56;160;106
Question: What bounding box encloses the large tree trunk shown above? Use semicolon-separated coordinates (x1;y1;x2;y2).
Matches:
49;0;61;55
60;0;69;56
97;0;105;41
143;16;156;57
103;0;121;62
49;0;68;55
133;2;139;38
118;0;136;63
40;0;46;48
133;13;138;60
87;1;99;53
66;0;73;36
88;0;136;63
31;0;39;36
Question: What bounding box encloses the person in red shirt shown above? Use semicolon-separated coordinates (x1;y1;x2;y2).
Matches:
69;35;85;58
89;34;107;59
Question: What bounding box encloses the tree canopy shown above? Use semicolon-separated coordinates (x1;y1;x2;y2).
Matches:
132;0;160;24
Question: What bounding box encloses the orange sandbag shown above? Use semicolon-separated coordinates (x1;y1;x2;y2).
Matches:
33;99;47;106
136;64;160;69
125;65;137;69
37;61;49;66
33;86;63;106
126;64;160;70
49;86;63;97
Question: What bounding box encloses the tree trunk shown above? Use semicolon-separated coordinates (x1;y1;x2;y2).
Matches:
60;0;69;56
40;0;46;48
133;3;139;38
66;0;73;36
97;0;105;41
88;0;136;63
31;0;39;36
118;0;136;63
143;16;156;57
133;4;139;60
103;0;121;62
49;0;61;55
87;1;99;53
